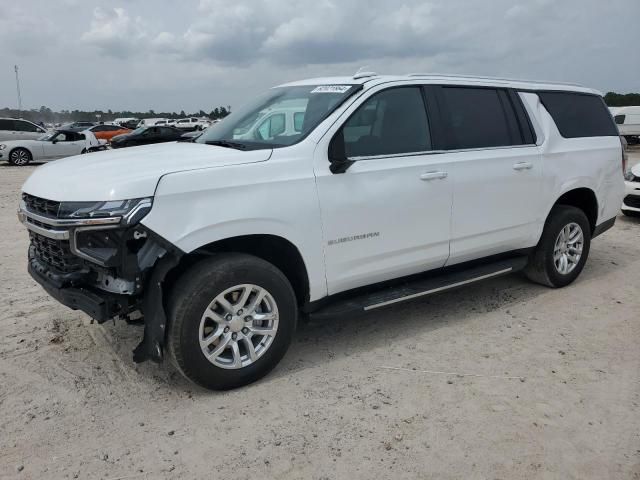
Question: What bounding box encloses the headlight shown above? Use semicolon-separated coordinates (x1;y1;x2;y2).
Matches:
0;144;6;150
58;197;153;225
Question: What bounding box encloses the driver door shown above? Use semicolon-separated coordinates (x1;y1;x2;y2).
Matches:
42;132;83;159
314;86;453;295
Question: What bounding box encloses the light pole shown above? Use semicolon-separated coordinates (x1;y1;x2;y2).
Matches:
14;65;23;116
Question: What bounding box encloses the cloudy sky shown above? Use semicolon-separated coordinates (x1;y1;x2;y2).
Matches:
1;0;639;113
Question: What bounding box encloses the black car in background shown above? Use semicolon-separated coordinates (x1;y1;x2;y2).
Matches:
110;126;184;148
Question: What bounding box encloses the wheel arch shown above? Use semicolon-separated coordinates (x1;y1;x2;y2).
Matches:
8;146;33;161
165;234;311;307
550;187;598;234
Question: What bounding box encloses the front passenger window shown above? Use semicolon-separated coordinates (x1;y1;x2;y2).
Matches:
342;87;431;158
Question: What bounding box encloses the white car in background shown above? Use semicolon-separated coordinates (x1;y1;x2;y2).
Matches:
0;118;48;142
137;118;168;128
174;117;210;131
623;161;640;216
613;106;640;144
0;129;106;166
234;104;306;141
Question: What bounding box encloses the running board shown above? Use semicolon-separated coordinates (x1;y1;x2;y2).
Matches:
308;256;528;321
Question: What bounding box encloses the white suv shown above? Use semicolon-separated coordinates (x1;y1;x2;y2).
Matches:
18;74;624;390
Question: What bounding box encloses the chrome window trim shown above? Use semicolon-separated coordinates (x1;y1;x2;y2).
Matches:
347;143;538;162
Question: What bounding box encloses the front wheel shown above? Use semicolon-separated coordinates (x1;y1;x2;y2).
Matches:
8;148;32;166
524;205;591;288
167;254;297;390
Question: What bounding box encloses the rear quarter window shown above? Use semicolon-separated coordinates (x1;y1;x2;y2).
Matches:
538;92;618;138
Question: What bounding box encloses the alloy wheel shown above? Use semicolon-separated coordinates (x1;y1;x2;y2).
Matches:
553;222;584;275
198;284;279;369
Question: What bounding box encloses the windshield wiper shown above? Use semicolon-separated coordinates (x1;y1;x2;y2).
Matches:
204;140;248;150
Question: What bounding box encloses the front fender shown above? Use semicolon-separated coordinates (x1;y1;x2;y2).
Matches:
141;158;328;300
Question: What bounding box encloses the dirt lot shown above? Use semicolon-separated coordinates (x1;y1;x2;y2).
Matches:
1;152;639;479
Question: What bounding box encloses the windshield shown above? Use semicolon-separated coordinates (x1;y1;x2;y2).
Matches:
130;127;147;135
196;84;361;150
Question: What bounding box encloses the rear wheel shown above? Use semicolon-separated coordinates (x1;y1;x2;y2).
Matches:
167;254;297;390
524;205;591;288
8;148;32;166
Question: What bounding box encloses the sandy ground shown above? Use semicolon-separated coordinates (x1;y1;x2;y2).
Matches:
1;152;639;480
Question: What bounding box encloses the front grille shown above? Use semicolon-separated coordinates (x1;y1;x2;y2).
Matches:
29;232;83;273
623;195;640;209
22;193;60;218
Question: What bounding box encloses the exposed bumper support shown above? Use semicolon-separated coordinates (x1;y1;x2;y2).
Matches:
132;253;181;364
29;260;126;322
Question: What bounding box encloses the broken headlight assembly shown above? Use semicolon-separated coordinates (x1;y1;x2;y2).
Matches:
59;197;153;225
60;198;153;266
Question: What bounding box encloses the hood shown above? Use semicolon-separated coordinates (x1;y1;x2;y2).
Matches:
22;142;272;201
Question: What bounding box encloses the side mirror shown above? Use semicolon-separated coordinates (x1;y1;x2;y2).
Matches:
328;129;354;174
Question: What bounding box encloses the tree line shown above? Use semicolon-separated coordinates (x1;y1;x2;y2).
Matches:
1;91;639;124
0;105;232;124
603;92;640;107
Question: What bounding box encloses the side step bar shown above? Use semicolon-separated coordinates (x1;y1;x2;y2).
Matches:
308;256;528;321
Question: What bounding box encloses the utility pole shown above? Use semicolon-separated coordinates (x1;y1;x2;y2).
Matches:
14;65;23;116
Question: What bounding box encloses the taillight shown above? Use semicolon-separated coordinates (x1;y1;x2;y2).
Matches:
621;136;628;175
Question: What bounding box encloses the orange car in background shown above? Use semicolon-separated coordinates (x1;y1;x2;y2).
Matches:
84;124;132;142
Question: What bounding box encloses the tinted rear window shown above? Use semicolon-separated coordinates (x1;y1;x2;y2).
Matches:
538;92;618;138
440;87;522;149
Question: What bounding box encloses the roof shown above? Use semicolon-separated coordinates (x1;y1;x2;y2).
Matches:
278;73;601;95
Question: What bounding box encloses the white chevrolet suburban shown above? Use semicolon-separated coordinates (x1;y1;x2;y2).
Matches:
18;74;625;390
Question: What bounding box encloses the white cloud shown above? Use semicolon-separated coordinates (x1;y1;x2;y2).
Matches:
81;7;149;58
0;0;638;112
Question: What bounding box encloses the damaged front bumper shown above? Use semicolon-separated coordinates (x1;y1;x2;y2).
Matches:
19;195;182;364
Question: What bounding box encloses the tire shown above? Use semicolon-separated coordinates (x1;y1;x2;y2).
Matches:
524;205;591;288
167;253;297;390
8;148;32;166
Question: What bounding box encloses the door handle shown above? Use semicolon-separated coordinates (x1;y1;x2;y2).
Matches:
513;162;533;171
420;171;448;181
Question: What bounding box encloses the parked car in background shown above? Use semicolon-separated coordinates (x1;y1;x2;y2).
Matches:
110;126;183;148
71;124;132;142
63;121;96;130
234;104;306;142
0;118;48;141
17;74;623;390
623;139;640;216
174;117;209;131
613;106;640;144
0;129;105;165
179;130;203;141
137;118;168;128
122;119;140;129
114;118;138;127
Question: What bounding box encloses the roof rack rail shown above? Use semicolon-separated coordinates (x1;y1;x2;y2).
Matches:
405;73;585;88
353;71;378;80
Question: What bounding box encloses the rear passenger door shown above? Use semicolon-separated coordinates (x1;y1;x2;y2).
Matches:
432;86;542;264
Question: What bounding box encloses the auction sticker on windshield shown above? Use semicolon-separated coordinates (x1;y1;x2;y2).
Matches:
311;85;352;94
